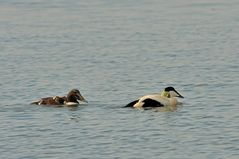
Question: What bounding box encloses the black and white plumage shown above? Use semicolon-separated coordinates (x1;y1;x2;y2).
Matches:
124;87;184;108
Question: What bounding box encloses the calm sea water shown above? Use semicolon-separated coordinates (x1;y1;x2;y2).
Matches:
0;0;239;158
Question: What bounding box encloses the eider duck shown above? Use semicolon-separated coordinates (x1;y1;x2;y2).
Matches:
31;89;87;106
63;89;88;106
124;87;184;108
31;96;65;105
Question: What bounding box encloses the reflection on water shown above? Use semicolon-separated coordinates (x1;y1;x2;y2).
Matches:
0;0;239;159
133;105;181;112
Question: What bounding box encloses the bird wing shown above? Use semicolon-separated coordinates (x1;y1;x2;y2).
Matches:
141;98;164;107
124;99;139;107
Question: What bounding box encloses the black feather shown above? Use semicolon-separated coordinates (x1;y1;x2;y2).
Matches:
142;98;164;107
124;100;139;107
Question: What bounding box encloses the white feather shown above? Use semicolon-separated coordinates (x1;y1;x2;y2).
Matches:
133;94;178;108
65;102;79;106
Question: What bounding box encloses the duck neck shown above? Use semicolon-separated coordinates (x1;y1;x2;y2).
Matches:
169;97;178;106
161;90;169;98
67;94;79;103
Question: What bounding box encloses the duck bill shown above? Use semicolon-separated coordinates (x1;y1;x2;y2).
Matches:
175;90;184;98
177;94;184;98
77;93;88;103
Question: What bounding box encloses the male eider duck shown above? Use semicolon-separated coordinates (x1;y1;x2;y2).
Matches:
31;89;87;106
124;87;184;108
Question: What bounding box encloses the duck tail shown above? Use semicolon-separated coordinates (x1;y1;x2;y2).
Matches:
30;101;39;105
123;100;139;108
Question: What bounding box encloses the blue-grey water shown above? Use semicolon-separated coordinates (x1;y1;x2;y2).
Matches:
0;0;239;159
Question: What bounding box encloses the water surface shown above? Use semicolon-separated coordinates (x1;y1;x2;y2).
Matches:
0;0;239;158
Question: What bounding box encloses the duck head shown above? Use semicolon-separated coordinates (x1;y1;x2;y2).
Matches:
67;89;88;103
161;87;184;98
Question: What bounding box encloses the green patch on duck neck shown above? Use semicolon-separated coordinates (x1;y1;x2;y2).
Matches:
161;90;170;97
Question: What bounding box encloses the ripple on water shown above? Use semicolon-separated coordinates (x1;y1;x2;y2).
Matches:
1;0;239;158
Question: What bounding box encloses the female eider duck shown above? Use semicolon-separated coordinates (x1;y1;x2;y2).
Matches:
63;89;88;106
124;87;184;108
31;89;87;106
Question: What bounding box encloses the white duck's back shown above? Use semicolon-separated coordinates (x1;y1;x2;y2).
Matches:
134;94;170;108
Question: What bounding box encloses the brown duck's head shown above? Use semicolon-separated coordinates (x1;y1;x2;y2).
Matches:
67;89;88;103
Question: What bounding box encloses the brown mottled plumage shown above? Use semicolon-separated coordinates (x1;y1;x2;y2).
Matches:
31;89;87;105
